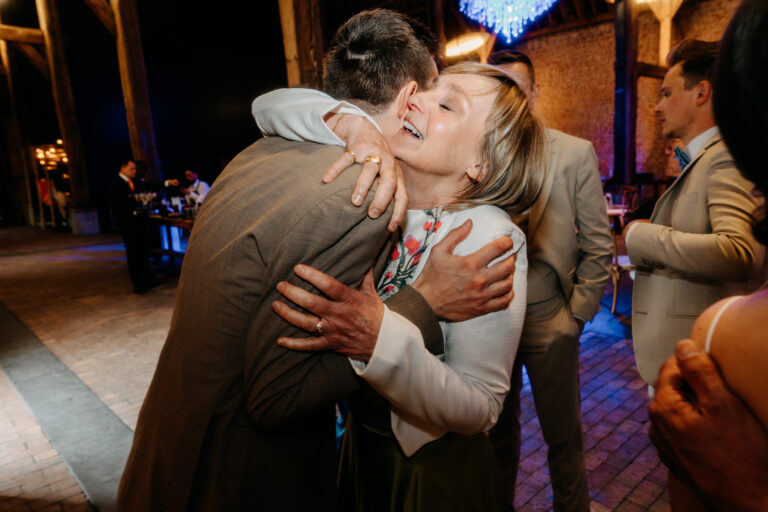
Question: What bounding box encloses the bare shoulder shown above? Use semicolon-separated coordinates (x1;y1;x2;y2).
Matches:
690;289;768;425
690;291;768;348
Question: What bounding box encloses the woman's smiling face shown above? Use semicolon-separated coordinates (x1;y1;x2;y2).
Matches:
392;73;498;183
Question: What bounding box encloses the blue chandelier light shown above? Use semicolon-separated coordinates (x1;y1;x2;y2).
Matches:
459;0;558;42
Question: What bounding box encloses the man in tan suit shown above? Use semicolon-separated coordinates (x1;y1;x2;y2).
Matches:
624;39;764;387
117;11;517;512
488;51;613;512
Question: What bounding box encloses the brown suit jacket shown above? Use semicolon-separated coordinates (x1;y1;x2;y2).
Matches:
628;133;765;384
117;137;442;511
524;129;613;324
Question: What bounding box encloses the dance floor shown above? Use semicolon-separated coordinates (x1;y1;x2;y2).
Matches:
0;226;669;511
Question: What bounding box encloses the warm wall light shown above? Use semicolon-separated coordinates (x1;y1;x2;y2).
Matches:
445;31;496;63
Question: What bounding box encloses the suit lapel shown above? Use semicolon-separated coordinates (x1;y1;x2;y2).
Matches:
527;131;558;239
651;134;722;222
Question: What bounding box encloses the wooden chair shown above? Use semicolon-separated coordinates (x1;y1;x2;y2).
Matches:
610;232;635;314
608;186;639;314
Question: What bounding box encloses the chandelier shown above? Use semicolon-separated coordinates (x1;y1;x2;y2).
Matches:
459;0;558;42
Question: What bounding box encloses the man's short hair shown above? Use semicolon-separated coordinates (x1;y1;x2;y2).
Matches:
667;39;719;89
488;50;536;86
322;9;438;114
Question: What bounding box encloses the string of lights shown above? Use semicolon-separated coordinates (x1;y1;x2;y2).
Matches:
459;0;559;42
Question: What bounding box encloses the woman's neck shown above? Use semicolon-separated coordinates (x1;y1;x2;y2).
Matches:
401;164;468;210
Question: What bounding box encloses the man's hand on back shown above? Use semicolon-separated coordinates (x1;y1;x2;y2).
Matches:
413;220;517;322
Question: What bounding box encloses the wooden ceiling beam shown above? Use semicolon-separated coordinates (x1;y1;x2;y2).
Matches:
637;61;667;79
12;42;50;80
589;0;599;17
81;0;116;36
516;12;613;41
573;0;584;20
0;24;45;45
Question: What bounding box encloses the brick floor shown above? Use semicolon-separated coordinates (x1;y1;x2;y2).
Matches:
0;227;669;511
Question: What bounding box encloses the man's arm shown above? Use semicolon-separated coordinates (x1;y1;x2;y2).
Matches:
649;339;768;511
568;142;613;322
626;156;763;281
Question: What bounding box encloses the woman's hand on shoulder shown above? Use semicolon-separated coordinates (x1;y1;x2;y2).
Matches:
324;114;406;232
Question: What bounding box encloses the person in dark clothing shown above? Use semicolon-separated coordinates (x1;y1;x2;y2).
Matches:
109;158;156;294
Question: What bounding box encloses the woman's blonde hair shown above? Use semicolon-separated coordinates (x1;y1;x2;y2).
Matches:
442;62;547;216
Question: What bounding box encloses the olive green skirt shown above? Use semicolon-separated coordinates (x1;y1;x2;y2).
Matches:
337;410;505;512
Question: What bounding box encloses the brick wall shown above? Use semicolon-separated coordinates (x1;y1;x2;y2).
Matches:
511;0;739;179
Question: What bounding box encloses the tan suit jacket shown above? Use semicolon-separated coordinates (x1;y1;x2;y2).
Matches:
524;129;613;328
628;133;764;384
117;137;442;512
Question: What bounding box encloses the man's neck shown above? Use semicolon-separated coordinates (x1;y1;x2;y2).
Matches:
683;123;717;147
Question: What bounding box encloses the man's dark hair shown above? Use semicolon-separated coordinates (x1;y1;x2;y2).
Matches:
714;0;768;244
119;157;135;169
488;50;535;86
667;38;719;89
323;9;438;114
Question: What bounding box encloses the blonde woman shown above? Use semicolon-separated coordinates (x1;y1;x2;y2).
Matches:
256;62;546;511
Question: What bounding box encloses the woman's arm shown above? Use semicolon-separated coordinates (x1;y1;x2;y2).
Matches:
251;88;379;146
251;88;405;230
355;220;526;455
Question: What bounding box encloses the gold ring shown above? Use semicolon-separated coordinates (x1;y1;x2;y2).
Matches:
345;147;356;160
314;319;323;337
364;154;382;165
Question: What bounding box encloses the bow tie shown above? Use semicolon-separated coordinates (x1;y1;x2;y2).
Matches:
674;146;691;170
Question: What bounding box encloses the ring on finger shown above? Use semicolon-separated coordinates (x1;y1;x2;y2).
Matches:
345;147;356;160
364;154;382;165
314;318;323;337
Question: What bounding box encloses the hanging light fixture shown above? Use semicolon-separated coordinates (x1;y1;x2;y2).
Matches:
459;0;558;42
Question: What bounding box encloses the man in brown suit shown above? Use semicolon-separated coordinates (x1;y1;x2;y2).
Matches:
624;39;764;387
488;51;613;512
117;11;516;512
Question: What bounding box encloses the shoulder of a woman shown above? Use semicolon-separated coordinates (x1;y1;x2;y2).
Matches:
448;205;524;255
690;292;768;350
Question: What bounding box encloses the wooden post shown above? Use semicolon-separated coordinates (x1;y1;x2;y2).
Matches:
613;0;638;186
112;0;163;181
278;0;301;87
35;0;91;210
0;14;35;226
278;0;323;88
0;21;35;226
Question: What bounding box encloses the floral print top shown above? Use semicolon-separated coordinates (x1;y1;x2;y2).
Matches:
378;208;445;301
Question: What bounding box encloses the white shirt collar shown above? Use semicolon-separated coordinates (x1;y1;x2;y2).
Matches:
118;173;131;183
685;126;720;161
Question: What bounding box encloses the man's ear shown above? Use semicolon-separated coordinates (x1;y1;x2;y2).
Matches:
466;160;488;183
696;81;713;106
396;81;419;120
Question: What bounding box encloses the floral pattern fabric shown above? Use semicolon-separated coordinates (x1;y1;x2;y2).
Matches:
377;208;445;301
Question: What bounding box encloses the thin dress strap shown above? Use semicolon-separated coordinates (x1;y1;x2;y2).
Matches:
704;295;742;354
